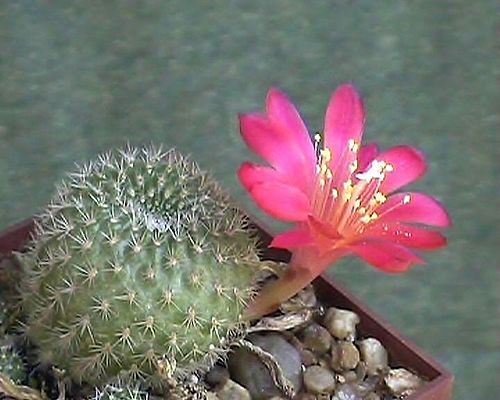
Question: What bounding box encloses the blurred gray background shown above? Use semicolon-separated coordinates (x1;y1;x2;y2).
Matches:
0;1;498;399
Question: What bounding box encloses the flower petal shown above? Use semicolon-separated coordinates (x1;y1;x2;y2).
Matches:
239;113;312;193
357;142;379;172
376;145;427;193
238;162;281;191
307;215;339;239
361;222;447;249
377;192;451;227
270;228;313;249
250;182;310;222
349;240;424;273
324;84;365;160
266;88;316;171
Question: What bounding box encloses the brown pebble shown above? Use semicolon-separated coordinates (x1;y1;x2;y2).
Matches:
303;365;336;394
358;338;388;375
338;341;360;370
301;323;332;354
217;379;251;400
364;393;381;400
205;365;230;388
341;370;358;383
294;394;316;400
385;368;423;396
301;349;318;366
323;307;360;341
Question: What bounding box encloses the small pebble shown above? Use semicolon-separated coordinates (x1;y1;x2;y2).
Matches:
355;361;367;381
300;323;332;354
331;341;360;371
206;365;230;388
228;333;302;399
358;338;388;375
323;308;360;341
364;393;381;400
217;379;251;400
303;365;336;394
294;394;316;400
331;383;363;400
341;370;358;383
301;349;318;366
385;368;423;396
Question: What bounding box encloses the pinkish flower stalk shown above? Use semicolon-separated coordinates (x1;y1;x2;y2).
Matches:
238;84;451;318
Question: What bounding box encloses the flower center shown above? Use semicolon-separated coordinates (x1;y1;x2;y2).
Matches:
311;135;397;240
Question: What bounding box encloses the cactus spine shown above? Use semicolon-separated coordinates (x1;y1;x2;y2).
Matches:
19;147;263;386
0;344;25;385
91;384;148;400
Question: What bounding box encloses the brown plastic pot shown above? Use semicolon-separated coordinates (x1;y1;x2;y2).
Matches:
0;218;453;399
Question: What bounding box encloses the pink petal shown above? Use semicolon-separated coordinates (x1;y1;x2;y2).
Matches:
357;142;379;172
250;182;310;222
361;222;447;249
238;162;281;191
349;240;424;273
377;192;451;227
270;228;313;249
239;113;312;193
324;84;365;161
266;88;316;171
376;145;427;193
307;215;339;239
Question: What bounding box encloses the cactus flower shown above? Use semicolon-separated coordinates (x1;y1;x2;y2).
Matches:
238;84;450;318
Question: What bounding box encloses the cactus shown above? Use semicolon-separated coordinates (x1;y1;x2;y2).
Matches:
0;299;7;331
0;344;26;385
92;384;148;400
18;146;264;387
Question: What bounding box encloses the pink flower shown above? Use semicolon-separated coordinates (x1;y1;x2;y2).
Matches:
239;84;451;318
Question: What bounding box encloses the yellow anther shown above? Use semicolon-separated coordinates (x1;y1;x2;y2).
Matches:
354;199;361;209
403;194;411;204
385;163;394;172
349;160;358;173
331;188;338;198
371;212;378;220
320;178;326;187
326;169;333;180
343;180;353;200
374;192;387;203
359;207;366;214
314;133;322;142
321;148;332;162
348;139;355;150
360;214;371;224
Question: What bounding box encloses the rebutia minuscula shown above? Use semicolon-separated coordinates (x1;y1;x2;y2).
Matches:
17;146;264;387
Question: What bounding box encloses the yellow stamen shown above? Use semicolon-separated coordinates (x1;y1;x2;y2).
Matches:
374;192;387;204
321;148;332;162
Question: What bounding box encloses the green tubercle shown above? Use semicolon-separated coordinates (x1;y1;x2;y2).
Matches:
0;345;26;385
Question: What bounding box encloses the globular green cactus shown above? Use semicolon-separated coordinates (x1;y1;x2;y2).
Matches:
18;147;264;386
92;384;148;400
0;344;26;385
